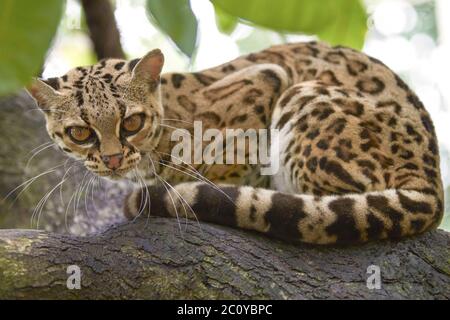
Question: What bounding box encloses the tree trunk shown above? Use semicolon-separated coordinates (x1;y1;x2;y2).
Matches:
80;0;125;60
0;92;449;299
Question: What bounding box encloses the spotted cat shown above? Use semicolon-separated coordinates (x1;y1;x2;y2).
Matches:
28;41;444;244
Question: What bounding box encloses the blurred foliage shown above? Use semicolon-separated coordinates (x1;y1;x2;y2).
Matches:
443;186;450;231
212;0;367;49
0;0;64;96
406;1;438;40
144;0;367;58
236;29;285;55
214;5;238;35
146;0;198;58
0;0;369;95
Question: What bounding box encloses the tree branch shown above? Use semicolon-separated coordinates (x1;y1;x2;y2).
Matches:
80;0;125;60
0;218;449;299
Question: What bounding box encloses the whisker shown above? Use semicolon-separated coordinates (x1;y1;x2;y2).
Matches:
132;169;148;221
158;160;233;204
64;185;78;233
135;168;151;226
129;169;144;220
64;169;87;233
198;135;241;176
76;172;92;222
26;141;53;156
132;170;144;218
147;157;183;237
155;174;184;237
148;155;202;235
59;162;76;204
3;163;67;204
84;176;95;222
25;108;67;114
155;151;234;205
25;143;57;169
158;172;201;233
161;118;194;125
90;176;100;214
73;171;90;223
33;171;76;229
159;123;194;139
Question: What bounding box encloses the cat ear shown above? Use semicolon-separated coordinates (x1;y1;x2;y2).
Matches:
27;78;62;111
130;49;164;89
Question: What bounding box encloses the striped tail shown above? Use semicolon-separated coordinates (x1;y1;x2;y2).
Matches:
124;182;443;245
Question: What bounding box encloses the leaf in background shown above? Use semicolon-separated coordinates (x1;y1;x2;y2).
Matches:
214;5;238;35
443;185;450;232
0;0;64;96
211;0;367;49
146;0;198;58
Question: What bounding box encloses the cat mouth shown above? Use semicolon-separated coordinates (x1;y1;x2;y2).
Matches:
90;166;135;179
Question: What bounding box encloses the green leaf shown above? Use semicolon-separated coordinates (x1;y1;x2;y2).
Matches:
211;0;367;49
214;5;238;35
0;0;64;96
146;0;198;58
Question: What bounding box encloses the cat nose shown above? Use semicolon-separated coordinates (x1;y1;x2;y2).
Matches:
101;153;123;170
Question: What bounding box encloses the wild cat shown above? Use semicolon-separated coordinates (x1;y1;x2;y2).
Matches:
28;41;443;244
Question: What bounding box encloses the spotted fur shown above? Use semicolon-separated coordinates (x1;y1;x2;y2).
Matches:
29;42;444;244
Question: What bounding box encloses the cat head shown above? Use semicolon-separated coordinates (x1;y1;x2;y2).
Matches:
27;49;165;180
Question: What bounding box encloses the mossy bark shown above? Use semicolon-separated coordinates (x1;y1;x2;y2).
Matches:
0;218;449;299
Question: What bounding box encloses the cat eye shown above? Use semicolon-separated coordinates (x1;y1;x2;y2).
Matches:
122;113;145;136
66;126;95;144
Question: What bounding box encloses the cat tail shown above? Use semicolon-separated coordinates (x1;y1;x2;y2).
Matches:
124;182;443;244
